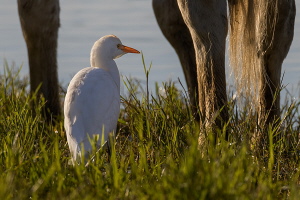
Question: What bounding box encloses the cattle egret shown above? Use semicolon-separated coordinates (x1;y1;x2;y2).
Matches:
64;35;140;164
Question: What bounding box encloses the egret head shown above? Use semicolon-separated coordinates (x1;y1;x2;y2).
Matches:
90;35;140;68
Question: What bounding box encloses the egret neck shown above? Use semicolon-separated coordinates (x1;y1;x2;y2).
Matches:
90;42;121;90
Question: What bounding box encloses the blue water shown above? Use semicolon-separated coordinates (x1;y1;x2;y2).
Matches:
1;0;299;98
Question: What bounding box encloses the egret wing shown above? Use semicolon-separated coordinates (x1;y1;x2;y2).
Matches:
64;67;120;158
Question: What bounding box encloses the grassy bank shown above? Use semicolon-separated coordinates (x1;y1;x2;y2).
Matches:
0;63;299;199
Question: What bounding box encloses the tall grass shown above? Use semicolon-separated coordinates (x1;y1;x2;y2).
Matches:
0;60;299;199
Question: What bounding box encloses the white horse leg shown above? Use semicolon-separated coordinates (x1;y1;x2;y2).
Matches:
257;0;296;126
177;0;228;132
153;0;199;120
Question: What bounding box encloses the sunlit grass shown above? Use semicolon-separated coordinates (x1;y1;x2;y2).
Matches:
0;60;299;199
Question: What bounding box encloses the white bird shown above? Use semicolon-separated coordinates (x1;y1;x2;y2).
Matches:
64;35;140;164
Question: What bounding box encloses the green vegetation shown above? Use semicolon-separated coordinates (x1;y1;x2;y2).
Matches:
0;62;299;199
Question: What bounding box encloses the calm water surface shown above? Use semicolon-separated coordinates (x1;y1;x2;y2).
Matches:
0;0;299;97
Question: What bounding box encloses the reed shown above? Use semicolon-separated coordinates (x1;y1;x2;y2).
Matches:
0;60;299;199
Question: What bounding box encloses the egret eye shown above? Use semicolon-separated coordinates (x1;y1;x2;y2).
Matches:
117;44;121;49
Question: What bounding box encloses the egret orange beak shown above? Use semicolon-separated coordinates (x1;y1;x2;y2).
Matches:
119;45;140;54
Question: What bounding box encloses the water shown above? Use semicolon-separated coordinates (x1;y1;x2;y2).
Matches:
1;0;299;97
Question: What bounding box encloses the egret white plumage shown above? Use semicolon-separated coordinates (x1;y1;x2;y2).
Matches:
64;35;140;164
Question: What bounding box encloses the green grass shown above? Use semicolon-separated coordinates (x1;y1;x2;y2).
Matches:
0;61;299;199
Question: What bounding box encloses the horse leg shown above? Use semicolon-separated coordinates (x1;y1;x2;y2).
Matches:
153;0;199;120
17;0;61;121
177;0;228;135
259;0;296;126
